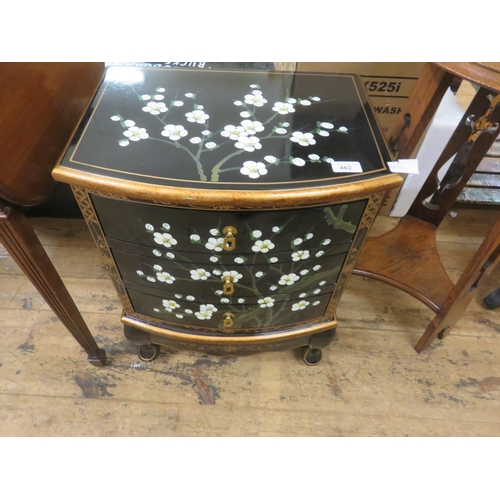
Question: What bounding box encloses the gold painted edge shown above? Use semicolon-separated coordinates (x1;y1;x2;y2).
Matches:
325;192;384;314
71;186;135;314
121;314;337;345
55;167;402;209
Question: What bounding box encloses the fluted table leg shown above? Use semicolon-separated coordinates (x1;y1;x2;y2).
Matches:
0;200;106;366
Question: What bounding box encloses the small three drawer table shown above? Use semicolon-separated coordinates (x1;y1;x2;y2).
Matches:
53;66;402;365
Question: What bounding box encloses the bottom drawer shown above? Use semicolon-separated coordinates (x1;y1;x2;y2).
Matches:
127;288;332;331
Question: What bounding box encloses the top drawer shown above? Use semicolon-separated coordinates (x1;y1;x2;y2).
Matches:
91;195;366;261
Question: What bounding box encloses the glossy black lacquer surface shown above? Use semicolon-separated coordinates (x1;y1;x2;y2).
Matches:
91;194;366;259
90;194;366;330
60;67;392;190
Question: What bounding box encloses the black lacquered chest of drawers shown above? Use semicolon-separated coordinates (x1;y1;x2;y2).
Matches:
53;65;402;365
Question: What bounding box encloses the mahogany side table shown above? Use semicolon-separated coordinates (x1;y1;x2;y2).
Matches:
0;62;107;366
353;62;500;352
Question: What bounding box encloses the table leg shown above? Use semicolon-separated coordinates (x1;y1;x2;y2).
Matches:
414;217;500;352
0;201;106;366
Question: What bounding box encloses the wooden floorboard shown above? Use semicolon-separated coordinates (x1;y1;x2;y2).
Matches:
1;209;500;437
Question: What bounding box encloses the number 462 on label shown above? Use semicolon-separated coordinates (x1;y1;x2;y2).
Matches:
330;161;363;173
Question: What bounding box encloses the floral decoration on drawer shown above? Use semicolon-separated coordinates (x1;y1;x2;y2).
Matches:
127;289;332;329
114;218;350;300
90;195;367;257
109;82;351;182
141;203;358;261
130;257;342;302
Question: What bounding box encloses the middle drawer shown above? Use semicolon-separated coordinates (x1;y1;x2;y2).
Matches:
111;247;346;300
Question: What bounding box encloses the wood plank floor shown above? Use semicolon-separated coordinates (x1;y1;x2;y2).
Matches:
1;208;500;437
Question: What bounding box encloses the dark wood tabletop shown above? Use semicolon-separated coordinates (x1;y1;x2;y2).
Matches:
0;62;104;206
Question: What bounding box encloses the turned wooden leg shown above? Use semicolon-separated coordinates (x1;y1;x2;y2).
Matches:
0;201;106;366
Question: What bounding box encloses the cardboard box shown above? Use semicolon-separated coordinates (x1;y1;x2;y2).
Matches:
273;62;298;72
275;62;426;214
275;62;425;143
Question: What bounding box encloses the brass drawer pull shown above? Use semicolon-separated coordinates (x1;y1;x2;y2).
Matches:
223;312;234;328
222;275;235;295
222;226;237;251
